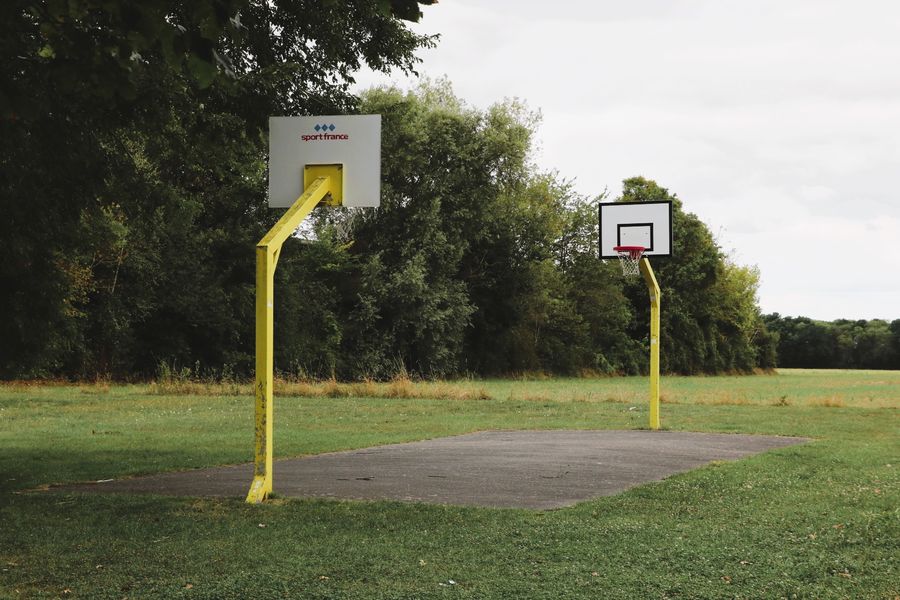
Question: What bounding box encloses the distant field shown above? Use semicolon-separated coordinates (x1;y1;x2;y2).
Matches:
1;370;897;598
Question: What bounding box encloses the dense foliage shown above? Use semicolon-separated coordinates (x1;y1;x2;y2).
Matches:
0;0;433;377
271;84;776;379
1;3;780;379
763;314;900;370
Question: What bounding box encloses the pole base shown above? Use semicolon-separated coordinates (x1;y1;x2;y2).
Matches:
246;475;271;504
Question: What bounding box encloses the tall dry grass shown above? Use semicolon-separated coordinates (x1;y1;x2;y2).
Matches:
146;376;493;402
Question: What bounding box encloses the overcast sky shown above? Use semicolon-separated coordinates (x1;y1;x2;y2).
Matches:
354;0;900;321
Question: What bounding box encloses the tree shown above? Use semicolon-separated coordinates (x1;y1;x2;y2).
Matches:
0;0;435;378
339;83;555;377
709;261;766;371
764;316;838;368
555;194;640;374
615;177;768;374
852;319;895;369
288;82;611;378
1;0;435;117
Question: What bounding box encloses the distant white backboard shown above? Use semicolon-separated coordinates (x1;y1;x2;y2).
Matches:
599;201;673;258
268;115;381;208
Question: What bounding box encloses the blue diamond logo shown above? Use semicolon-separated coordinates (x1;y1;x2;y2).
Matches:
314;124;322;131
328;124;336;131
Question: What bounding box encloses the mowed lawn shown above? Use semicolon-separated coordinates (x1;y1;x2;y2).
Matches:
1;370;897;599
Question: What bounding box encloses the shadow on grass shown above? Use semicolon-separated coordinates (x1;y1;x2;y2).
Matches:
0;447;254;495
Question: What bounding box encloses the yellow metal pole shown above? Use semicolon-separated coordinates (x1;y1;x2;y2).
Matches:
246;245;276;502
246;175;334;503
639;257;661;430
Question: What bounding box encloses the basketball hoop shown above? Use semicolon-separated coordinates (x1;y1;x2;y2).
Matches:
613;245;645;277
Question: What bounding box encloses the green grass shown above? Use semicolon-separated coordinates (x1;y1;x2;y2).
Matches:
1;371;898;598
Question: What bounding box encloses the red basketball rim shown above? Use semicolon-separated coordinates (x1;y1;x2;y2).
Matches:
613;245;646;258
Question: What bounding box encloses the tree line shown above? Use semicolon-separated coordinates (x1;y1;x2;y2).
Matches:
763;315;900;370
270;82;777;379
3;1;784;379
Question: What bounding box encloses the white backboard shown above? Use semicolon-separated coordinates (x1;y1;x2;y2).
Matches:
268;115;381;208
599;201;673;258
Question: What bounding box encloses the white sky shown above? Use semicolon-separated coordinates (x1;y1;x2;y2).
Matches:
353;0;900;321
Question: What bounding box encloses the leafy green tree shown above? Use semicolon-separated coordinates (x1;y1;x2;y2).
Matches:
764;316;838;368
555;195;640;374
342;83;540;376
851;319;895;369
709;261;765;371
617;178;714;374
890;319;900;369
615;177;768;374
1;0;435;116
751;318;779;370
299;82;601;378
0;0;434;378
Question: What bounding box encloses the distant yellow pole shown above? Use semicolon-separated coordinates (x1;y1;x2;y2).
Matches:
246;174;335;503
639;257;661;430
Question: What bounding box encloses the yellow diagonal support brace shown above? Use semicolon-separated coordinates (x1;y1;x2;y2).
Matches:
639;257;661;430
247;175;334;504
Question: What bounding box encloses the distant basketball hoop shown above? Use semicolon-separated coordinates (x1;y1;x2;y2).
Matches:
613;245;645;277
600;200;671;431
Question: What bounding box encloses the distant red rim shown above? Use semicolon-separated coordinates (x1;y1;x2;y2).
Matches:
613;246;646;252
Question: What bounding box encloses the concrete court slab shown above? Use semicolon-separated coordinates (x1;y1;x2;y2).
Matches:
55;430;807;509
